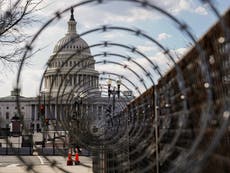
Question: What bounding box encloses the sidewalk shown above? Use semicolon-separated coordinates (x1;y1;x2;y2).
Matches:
0;164;93;173
0;156;92;173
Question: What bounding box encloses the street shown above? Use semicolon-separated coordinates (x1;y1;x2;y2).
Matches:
0;155;92;173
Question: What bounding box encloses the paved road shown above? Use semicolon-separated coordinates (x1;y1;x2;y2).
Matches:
0;155;92;173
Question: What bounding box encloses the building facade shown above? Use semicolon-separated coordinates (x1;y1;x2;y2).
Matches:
0;8;129;137
0;88;40;133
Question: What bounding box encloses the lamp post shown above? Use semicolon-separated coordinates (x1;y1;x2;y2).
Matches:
107;78;121;117
72;97;82;130
39;91;46;149
71;93;83;150
106;78;121;173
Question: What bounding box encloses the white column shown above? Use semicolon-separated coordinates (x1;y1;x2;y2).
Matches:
44;77;47;89
72;74;74;86
95;76;97;87
46;77;48;88
47;76;50;90
96;76;98;87
79;74;81;85
51;76;53;87
93;76;95;87
35;104;37;121
91;76;93;87
58;75;61;87
90;76;92;87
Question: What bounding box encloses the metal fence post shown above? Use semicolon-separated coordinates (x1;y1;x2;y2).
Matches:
154;86;159;173
53;132;55;155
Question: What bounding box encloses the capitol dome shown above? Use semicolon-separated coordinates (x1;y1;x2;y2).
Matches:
53;35;91;54
44;7;99;97
53;8;91;55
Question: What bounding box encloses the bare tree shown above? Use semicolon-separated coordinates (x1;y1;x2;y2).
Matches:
0;0;43;64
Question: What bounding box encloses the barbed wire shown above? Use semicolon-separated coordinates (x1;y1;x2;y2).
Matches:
0;0;228;172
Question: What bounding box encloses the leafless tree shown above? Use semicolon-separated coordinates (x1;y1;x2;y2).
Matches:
0;0;43;65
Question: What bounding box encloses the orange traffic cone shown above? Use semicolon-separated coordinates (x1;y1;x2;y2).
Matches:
74;148;80;165
67;148;73;166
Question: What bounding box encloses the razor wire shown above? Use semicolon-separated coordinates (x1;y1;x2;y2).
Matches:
0;0;228;173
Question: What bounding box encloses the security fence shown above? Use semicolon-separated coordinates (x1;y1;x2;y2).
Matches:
0;0;229;173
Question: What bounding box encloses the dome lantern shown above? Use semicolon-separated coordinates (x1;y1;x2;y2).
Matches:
53;8;91;54
70;7;75;21
67;7;77;35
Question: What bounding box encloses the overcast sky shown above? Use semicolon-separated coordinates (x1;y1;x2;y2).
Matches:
0;0;230;97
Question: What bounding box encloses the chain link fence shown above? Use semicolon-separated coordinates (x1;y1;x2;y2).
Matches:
0;0;229;172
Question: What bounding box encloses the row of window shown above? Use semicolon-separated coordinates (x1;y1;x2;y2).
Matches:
0;106;24;110
55;43;88;52
63;45;85;49
0;112;25;120
4;123;41;130
30;123;41;131
49;60;94;69
45;75;99;88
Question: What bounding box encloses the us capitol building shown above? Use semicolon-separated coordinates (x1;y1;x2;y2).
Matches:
44;7;99;97
0;8;129;134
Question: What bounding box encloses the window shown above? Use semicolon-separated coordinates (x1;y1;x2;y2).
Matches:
36;124;40;132
22;107;24;109
6;112;9;119
32;105;35;121
30;123;34;130
6;106;9;109
21;112;25;120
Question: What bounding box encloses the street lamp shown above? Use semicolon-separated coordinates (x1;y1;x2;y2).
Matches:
116;79;121;98
71;93;84;149
108;78;121;99
108;78;112;98
72;96;82;129
106;78;121;173
107;78;121;121
39;91;46;148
